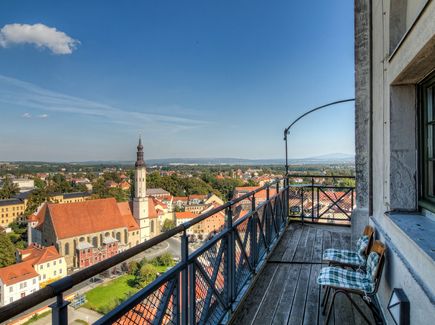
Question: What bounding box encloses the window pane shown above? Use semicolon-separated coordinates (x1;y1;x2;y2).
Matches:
429;125;434;159
429;161;435;198
428;87;434;122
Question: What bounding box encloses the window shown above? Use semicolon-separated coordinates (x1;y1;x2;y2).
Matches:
9;286;13;293
64;243;70;255
33;279;36;284
54;270;57;276
54;260;56;266
60;268;63;274
419;73;435;208
10;297;13;303
40;264;43;270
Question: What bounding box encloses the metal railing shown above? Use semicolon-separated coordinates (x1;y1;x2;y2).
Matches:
287;175;355;224
0;179;289;325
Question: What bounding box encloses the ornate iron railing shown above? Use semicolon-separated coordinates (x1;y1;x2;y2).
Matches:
287;175;355;224
0;179;289;325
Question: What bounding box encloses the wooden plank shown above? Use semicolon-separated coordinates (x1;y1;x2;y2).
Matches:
303;227;317;262
330;230;341;251
281;225;304;262
231;264;278;324
270;228;293;260
322;229;332;253
292;226;309;262
287;264;311;325
340;231;351;250
303;264;321;325
271;264;302;325
252;264;291;325
311;229;324;263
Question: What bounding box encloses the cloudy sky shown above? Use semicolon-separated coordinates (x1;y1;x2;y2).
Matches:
0;1;355;162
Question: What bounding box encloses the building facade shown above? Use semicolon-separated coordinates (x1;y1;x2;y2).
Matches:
0;263;39;306
354;0;435;323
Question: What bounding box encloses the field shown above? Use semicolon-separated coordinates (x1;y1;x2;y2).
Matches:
83;275;138;314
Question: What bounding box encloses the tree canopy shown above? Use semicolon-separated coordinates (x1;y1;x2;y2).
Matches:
0;176;20;199
0;233;16;267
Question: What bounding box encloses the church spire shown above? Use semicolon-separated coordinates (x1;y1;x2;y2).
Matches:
135;136;145;167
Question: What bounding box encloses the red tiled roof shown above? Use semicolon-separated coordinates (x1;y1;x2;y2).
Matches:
117;202;140;230
0;262;38;286
173;196;188;201
19;244;61;265
188;194;207;200
175;211;197;219
47;198;134;239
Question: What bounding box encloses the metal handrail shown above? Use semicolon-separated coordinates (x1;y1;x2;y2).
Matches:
0;178;286;323
287;174;355;179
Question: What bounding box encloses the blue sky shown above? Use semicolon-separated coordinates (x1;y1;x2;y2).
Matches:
0;1;355;162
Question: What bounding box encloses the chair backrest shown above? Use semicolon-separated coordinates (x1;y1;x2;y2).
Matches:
362;225;375;256
369;240;386;293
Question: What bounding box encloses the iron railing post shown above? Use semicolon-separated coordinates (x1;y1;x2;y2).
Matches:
317;187;320;219
301;187;305;225
250;195;257;271
286;177;290;222
181;231;189;325
311;178;315;222
225;206;235;310
50;293;69;325
266;186;270;247
188;263;196;325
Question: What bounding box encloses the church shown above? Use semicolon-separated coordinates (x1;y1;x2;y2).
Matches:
28;139;161;270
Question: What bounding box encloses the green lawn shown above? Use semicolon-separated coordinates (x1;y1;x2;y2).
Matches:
83;275;138;314
83;264;172;314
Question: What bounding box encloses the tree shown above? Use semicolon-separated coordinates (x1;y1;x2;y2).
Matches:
33;178;45;189
154;253;174;267
161;219;175;232
0;233;16;267
0;176;19;199
131;264;158;288
127;260;140;275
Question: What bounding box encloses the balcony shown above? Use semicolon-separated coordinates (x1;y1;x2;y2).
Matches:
232;223;376;324
0;177;359;325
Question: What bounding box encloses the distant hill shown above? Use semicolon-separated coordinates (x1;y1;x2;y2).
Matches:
8;153;354;166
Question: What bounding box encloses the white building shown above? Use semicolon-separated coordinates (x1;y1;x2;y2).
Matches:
354;1;435;323
12;178;35;192
0;263;39;306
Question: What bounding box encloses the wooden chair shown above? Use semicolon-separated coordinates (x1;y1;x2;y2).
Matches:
323;225;375;268
319;240;386;324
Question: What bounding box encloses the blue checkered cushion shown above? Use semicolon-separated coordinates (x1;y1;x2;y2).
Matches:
317;252;380;293
356;235;370;260
322;249;364;266
322;235;369;266
365;251;380;282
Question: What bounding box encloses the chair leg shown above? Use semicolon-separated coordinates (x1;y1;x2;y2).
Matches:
339;290;372;325
325;289;339;325
362;296;384;324
322;287;332;315
321;286;330;307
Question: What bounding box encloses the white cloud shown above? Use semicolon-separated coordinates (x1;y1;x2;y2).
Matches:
21;112;31;118
37;114;48;118
0;75;208;132
0;23;79;54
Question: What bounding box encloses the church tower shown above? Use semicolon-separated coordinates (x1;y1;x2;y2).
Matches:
133;137;149;242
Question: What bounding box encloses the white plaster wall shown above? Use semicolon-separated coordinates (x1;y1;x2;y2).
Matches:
356;0;435;323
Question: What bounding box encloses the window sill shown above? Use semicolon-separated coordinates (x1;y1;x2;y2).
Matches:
386;212;435;262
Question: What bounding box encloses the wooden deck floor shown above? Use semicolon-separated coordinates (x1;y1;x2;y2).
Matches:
231;222;375;325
